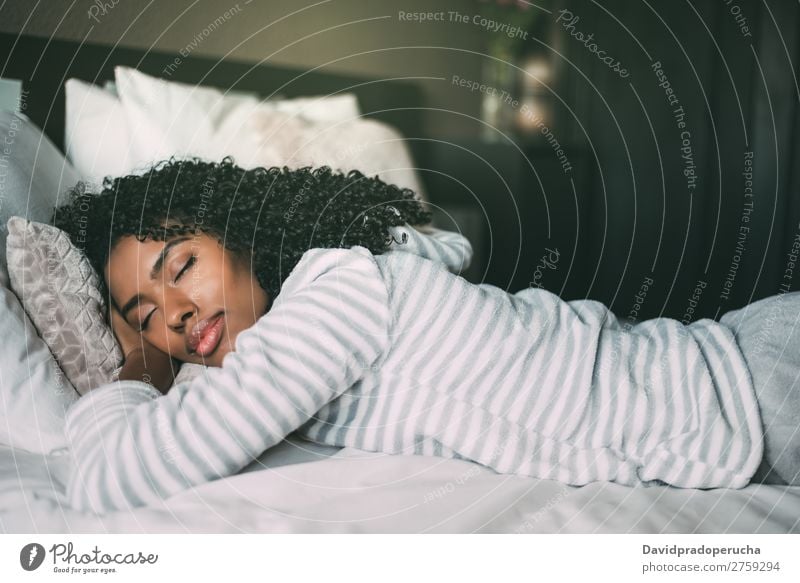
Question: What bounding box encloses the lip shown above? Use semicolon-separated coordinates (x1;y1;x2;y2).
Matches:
186;312;225;357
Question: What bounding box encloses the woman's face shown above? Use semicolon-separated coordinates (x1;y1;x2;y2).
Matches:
105;231;270;367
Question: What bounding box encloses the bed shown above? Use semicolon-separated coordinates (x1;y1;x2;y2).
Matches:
2;436;799;533
0;32;798;534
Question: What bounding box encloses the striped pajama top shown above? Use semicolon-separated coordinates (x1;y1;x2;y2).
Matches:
65;225;763;513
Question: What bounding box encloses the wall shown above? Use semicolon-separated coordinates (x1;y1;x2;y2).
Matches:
7;1;796;317
553;0;800;317
0;0;498;138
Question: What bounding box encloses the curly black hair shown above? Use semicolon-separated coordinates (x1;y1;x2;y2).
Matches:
52;156;431;304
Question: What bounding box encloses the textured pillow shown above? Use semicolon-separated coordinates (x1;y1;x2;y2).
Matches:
0;275;79;454
5;217;123;396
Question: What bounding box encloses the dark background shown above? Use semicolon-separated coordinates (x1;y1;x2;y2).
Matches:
573;0;800;322
2;0;799;323
427;0;800;324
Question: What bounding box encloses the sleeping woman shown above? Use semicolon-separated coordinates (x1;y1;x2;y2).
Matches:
53;157;799;514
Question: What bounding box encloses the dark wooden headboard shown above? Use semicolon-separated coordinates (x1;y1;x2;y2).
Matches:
0;31;424;153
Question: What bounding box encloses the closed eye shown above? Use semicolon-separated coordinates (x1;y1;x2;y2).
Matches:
175;255;196;283
138;255;197;331
138;311;154;333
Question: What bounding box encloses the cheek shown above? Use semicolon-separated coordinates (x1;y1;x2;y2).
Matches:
139;328;181;363
186;257;230;306
193;275;227;306
225;261;265;307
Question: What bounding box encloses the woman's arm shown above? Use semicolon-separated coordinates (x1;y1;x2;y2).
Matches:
65;246;390;513
387;223;473;273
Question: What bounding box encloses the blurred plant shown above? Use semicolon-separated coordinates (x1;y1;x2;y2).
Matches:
475;0;555;140
475;0;551;60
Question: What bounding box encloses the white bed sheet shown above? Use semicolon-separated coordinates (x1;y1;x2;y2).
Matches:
1;434;798;533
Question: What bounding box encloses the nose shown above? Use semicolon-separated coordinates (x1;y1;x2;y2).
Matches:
166;297;196;332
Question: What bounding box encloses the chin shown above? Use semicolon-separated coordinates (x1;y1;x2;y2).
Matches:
202;339;234;368
179;341;230;368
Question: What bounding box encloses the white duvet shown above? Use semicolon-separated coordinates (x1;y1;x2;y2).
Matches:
1;434;798;533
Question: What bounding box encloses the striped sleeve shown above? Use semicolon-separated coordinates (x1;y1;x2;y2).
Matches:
64;246;390;513
387;224;473;273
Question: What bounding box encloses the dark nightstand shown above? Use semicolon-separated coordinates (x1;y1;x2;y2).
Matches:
421;138;594;299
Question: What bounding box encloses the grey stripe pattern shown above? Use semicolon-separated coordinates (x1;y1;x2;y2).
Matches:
66;245;391;512
65;227;762;513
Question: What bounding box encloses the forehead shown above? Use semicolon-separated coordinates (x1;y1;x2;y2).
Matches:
106;235;194;283
105;234;213;304
109;235;181;267
105;232;232;278
109;231;218;260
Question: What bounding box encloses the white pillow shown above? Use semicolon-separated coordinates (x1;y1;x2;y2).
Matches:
113;66;426;198
64;78;141;185
0;111;81;271
244;108;427;196
0;112;82;454
115;65;360;126
65;69;365;185
265;93;362;124
0;279;79;455
114;66;267;170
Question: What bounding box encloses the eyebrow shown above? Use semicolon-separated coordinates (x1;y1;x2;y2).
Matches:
120;236;192;322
